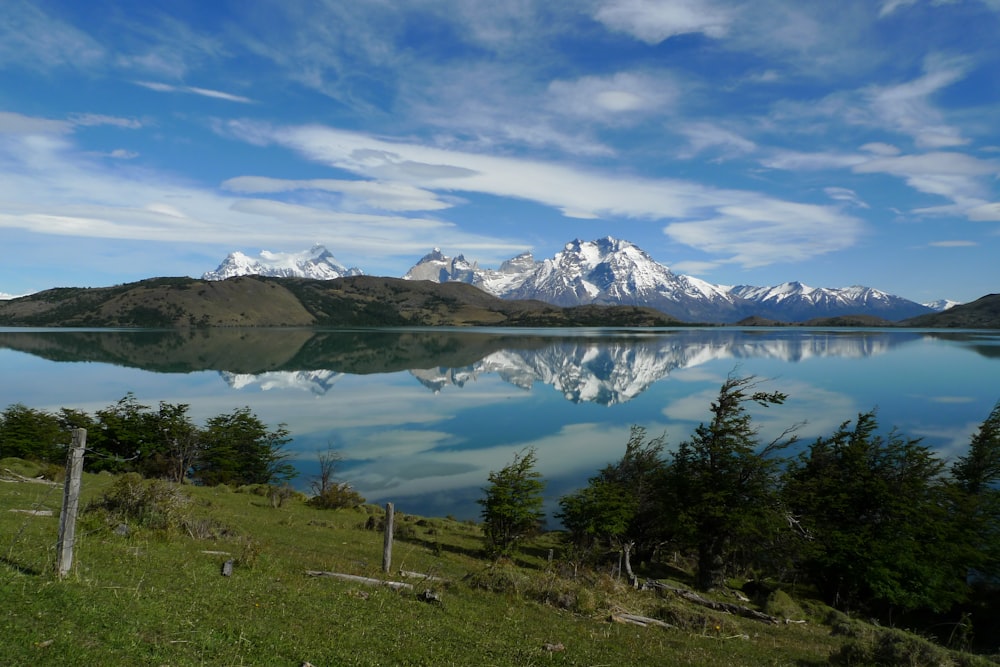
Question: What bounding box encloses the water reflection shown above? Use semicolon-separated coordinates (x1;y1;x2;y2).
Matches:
0;327;996;520
0;327;927;406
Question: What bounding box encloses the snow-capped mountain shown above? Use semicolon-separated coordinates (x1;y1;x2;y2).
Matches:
403;237;933;323
728;282;934;322
406;237;747;322
203;244;363;281
922;299;961;312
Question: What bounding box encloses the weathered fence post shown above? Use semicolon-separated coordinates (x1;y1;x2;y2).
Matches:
56;428;86;578
382;502;394;574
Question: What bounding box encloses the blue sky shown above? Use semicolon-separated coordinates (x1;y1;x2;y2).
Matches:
1;0;998;304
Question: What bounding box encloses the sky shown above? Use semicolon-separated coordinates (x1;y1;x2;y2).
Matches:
1;0;999;304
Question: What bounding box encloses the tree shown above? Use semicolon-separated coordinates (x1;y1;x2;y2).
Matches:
153;402;201;483
558;426;666;583
478;448;545;558
666;374;796;591
0;403;66;462
784;411;961;614
195;407;295;486
91;393;156;473
307;446;365;509
950;401;1000;582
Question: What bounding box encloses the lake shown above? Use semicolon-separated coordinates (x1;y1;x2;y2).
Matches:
1;326;998;521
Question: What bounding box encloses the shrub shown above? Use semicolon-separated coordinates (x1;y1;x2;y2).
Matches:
306;482;365;510
89;472;192;532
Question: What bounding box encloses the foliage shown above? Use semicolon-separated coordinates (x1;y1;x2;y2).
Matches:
665;374;796;591
0;403;67;462
783;411;961;614
558;425;666;580
307;483;366;509
304;446;364;508
478;447;546;557
192;407;295;487
1;396;294;490
89;472;192;531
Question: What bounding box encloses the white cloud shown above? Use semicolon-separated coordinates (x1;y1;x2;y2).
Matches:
761;150;869;171
677;122;756;159
134;80;253;104
221;176;455;212
594;0;733;44
0;114;523;266
865;54;970;148
853;152;997;201
221;120;862;267
664;200;863;268
928;240;977;247
68;114;143;129
0;111;70;135
546;71;678;121
825;187;870;209
967;202;1000;221
0;0;105;71
860;142;902;156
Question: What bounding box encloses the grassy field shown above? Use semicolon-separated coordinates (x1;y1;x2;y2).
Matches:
1;459;993;667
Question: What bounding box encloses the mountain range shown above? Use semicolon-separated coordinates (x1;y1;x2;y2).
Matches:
203;244;364;281
204;238;943;323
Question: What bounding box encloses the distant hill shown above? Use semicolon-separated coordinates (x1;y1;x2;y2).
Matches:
0;275;681;328
900;294;1000;329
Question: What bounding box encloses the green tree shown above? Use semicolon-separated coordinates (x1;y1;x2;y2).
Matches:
666;374;796;591
784;411;961;614
951;401;1000;581
0;403;67;463
478;448;545;558
91;393;156;473
153;402;202;483
195;407;294;486
558;426;666;583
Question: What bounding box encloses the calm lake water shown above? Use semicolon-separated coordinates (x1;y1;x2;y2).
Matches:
1;326;998;520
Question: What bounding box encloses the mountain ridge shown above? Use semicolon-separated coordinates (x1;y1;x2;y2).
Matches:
401;237;937;323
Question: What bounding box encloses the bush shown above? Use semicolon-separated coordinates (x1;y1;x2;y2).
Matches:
829;625;992;667
306;482;365;510
89;472;192;531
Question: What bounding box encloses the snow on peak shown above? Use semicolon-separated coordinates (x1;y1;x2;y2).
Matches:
203;245;363;281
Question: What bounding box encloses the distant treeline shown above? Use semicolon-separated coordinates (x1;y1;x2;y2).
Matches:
0;393;294;487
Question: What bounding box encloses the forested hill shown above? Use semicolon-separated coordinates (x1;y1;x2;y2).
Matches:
0;275;681;328
900;293;1000;329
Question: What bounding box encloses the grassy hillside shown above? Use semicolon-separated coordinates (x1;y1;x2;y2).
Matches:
0;276;681;328
2;460;995;666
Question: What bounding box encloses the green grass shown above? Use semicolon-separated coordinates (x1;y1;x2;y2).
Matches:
0;462;991;666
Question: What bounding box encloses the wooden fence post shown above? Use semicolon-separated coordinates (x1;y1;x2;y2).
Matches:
56;428;86;578
382;502;394;574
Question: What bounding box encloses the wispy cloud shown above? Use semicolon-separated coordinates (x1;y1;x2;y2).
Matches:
134;81;254;104
0;0;105;71
593;0;733;43
221;176;455;212
223;120;863;268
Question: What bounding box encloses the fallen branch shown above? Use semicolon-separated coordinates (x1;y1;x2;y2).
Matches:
305;570;413;591
1;470;59;486
398;569;448;583
611;613;676;629
644;581;781;625
8;509;54;516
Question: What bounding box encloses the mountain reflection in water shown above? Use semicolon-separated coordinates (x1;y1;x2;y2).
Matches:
1;327;997;520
